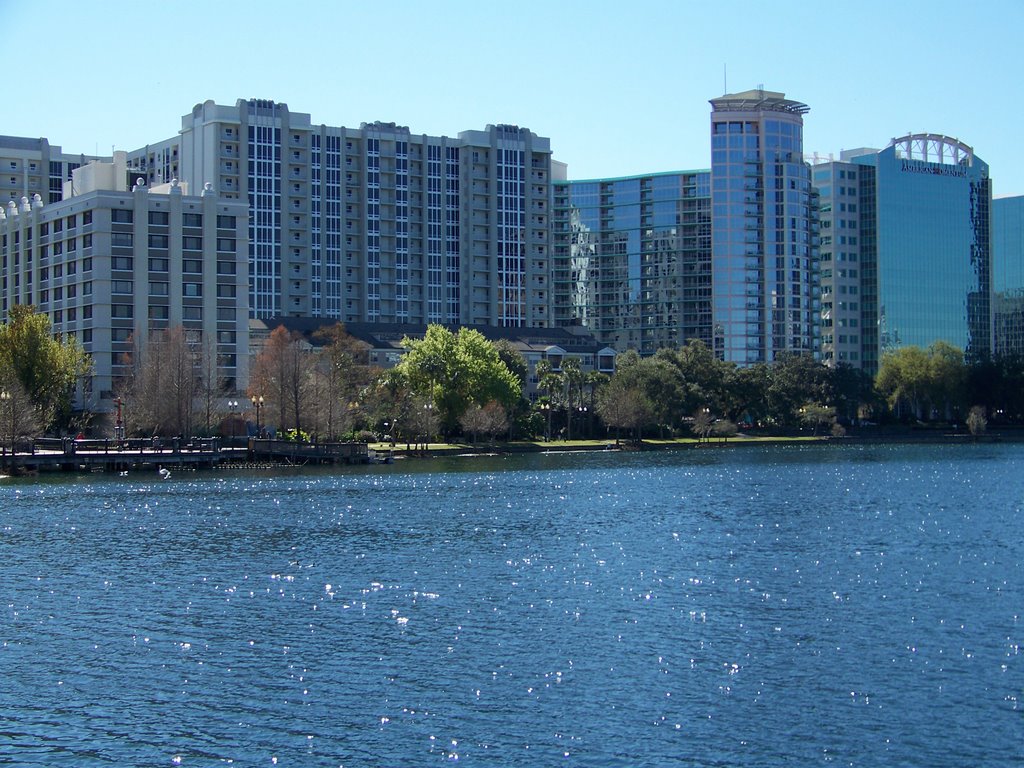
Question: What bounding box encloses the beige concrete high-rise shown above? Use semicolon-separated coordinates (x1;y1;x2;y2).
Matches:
130;99;554;328
0;154;249;416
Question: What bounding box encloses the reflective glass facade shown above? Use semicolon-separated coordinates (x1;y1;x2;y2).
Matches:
552;172;711;353
993;195;1024;357
852;140;991;366
709;90;819;364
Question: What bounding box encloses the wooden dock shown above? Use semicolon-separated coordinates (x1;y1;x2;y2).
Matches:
1;437;370;475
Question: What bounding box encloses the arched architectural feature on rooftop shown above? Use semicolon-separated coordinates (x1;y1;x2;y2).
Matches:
889;134;974;166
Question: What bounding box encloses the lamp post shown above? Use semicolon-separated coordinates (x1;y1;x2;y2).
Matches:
0;390;10;465
227;399;239;438
578;405;588;440
423;402;433;449
539;402;551;442
251;395;264;437
114;397;125;446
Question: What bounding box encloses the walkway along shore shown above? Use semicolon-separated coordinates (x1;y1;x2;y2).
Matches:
0;437;369;476
1;427;1018;476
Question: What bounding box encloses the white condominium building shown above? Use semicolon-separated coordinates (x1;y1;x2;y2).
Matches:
130;99;554;327
0;153;250;412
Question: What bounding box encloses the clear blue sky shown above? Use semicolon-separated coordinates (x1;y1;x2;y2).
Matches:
3;0;1022;195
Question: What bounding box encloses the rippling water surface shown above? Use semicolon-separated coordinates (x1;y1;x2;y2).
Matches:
1;443;1022;766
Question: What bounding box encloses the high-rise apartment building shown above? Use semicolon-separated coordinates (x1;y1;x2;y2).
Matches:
1;135;105;206
709;89;820;364
993;195;1024;358
552;172;712;353
129;99;553;328
0;154;249;412
813;135;992;373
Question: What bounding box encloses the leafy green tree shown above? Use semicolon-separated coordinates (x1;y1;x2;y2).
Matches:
725;363;770;425
799;403;836;435
767;353;831;426
927;341;967;420
876;343;966;421
876;345;930;419
0;304;90;432
661;339;733;417
396;325;521;436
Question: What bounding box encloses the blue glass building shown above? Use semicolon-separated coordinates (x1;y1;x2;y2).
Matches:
709;89;819;364
552;172;711;353
848;135;991;370
993;195;1024;357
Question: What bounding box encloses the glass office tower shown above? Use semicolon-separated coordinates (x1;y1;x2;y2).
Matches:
850;135;992;368
709;89;819;364
552;172;711;353
993;195;1024;357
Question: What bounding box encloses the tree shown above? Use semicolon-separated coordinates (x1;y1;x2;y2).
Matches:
927;341;967;420
312;323;373;440
711;419;738;442
876;343;966;422
966;405;987;438
195;331;229;436
117;326;198;437
876;345;931;420
596;372;653;443
250;326;317;435
459;401;509;444
396;325;521;437
0;304;91;432
0;369;42;449
767;353;831;426
799;403;836;436
691;408;713;443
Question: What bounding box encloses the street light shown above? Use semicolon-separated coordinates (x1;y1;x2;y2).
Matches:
578;405;588;440
423;402;434;449
251;395;264;437
0;390;11;463
539;402;551;441
114;396;124;445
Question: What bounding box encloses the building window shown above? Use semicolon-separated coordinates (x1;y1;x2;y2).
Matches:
111;209;133;224
149;257;168;272
148;234;168;248
149;281;169;296
112;256;133;271
183;282;202;297
217;215;236;229
216;284;237;298
182;236;203;251
112;233;133;247
183;213;202;228
149;305;169;320
112;304;133;318
148;211;169;226
183;259;203;274
182;306;202;321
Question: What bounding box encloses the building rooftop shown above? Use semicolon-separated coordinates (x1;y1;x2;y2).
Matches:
710;89;809;115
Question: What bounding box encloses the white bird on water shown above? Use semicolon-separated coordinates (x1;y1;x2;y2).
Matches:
159;467;171;480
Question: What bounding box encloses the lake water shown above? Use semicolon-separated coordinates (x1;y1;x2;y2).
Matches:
1;442;1021;767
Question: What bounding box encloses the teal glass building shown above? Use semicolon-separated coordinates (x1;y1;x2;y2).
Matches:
851;135;992;369
993;195;1024;357
552;172;711;354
